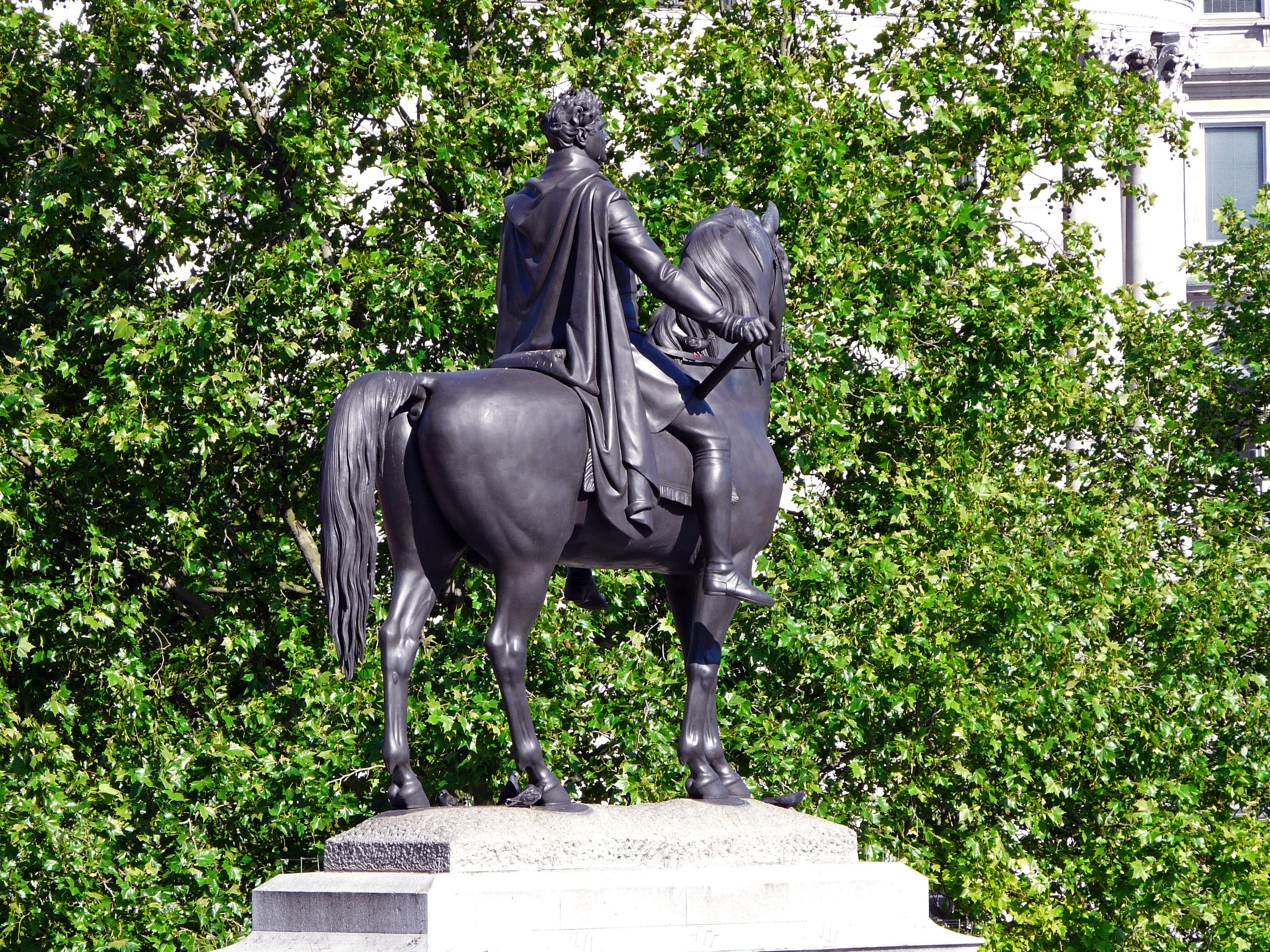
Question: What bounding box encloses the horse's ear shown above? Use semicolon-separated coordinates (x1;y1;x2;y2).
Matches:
760;201;779;237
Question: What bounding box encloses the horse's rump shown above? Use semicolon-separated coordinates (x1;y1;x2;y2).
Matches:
414;368;589;566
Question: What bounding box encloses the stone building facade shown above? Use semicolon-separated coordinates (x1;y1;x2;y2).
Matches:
1073;1;1270;301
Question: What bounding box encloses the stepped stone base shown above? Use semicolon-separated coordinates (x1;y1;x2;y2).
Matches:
221;799;981;952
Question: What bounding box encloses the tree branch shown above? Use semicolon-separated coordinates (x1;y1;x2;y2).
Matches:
224;2;272;140
284;508;323;589
159;577;215;621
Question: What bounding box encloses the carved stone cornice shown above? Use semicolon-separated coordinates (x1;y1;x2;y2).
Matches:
1185;65;1270;101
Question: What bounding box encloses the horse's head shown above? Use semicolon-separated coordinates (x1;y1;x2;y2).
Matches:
649;202;790;383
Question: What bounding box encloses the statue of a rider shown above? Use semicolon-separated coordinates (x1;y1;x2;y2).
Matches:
492;88;774;608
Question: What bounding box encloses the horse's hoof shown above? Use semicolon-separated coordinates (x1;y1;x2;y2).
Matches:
517;766;576;808
535;778;575;806
530;772;589;812
711;762;752;799
387;777;430;810
685;770;730;801
702;568;775;608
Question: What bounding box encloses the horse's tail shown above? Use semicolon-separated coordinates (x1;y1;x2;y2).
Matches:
320;370;434;679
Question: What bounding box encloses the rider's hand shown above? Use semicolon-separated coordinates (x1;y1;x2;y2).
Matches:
739;316;773;345
720;313;772;345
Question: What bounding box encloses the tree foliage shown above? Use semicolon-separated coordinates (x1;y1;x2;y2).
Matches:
1;1;1266;950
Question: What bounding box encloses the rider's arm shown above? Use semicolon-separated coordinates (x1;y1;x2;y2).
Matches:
607;196;734;334
612;256;641;325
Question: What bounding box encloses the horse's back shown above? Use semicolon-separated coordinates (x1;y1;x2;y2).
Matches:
418;369;588;567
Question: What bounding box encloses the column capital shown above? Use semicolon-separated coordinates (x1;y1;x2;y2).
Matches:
1092;28;1200;100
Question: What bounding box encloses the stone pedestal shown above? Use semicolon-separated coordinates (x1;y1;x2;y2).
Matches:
221;799;982;952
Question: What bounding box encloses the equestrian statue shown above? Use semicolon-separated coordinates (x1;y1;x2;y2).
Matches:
320;88;791;811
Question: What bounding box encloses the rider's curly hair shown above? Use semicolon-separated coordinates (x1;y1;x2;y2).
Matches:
540;88;605;151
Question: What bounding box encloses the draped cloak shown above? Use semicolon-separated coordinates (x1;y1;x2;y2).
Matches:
492;149;659;539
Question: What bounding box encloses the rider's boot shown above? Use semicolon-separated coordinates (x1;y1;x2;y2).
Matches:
693;443;775;608
563;567;607;610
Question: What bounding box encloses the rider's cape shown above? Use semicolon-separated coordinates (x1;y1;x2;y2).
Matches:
493;148;659;540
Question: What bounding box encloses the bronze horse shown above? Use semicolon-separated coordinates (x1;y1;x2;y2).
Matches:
320;203;789;810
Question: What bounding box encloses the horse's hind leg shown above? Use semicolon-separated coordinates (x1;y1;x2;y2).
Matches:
378;412;463;810
485;562;573;806
413;370;585;807
664;575;750;800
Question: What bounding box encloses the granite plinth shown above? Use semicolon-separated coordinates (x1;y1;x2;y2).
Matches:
227;864;979;952
324;798;858;873
221;799;982;952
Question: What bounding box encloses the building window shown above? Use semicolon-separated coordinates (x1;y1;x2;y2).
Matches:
1203;0;1261;13
1206;126;1264;239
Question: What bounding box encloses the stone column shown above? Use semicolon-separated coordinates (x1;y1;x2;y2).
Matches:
1092;28;1199;301
1125;134;1188;300
1069;160;1126;293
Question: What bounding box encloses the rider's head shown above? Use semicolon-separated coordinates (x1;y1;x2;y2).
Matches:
541;88;608;164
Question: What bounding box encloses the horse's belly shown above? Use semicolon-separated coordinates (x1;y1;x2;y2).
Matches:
560;498;698;574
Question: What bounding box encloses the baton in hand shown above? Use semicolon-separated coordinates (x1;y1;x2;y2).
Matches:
693;339;758;401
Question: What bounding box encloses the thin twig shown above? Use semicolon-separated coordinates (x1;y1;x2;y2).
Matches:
328;764;384;786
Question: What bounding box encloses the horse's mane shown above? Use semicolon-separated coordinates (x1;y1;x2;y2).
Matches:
648;204;784;366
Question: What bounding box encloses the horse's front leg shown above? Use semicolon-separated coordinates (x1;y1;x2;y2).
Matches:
700;666;750;798
485;563;574;806
664;575;750;799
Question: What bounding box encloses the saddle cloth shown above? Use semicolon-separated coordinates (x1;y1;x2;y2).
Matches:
582;433;736;507
652;431;695;506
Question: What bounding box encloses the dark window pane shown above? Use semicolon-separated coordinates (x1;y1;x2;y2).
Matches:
1206;126;1264;240
1204;0;1260;13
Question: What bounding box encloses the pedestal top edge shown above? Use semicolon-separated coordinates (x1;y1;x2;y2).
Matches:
328;797;855;842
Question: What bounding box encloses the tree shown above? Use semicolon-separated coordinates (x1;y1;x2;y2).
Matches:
1;1;1265;950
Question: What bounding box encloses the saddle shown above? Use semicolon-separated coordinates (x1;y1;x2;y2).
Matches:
501;345;745;508
580;432;694;507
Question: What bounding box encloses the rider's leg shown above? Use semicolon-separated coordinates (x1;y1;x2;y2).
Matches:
665;410;774;607
563;566;606;610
